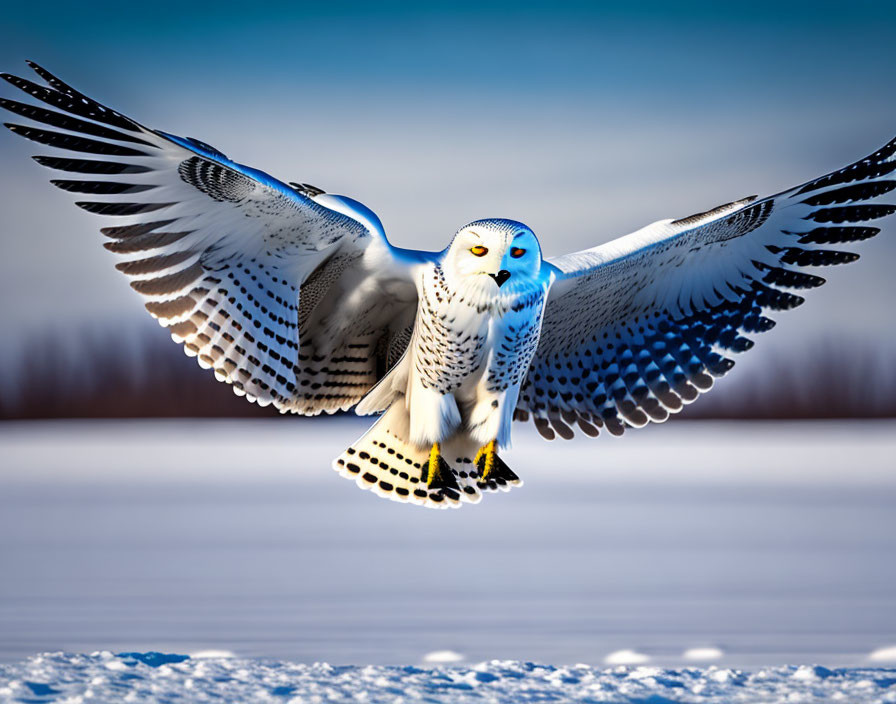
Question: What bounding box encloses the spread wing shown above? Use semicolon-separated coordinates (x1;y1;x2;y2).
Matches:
519;134;896;439
1;61;426;414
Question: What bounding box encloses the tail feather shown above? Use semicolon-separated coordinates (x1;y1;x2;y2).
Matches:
333;404;481;509
334;402;524;509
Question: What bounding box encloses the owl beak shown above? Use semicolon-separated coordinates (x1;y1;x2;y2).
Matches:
489;270;511;287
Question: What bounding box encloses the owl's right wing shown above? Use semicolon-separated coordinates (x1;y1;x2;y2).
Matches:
1;61;429;414
518;134;895;439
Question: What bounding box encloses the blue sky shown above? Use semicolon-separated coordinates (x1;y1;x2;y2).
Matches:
5;1;896;106
1;1;894;379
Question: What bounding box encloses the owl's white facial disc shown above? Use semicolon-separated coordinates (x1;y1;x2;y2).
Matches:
443;218;542;296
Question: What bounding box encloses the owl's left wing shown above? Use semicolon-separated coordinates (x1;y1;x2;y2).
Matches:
518;134;896;439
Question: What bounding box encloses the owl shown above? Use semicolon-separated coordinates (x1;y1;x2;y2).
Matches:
2;62;893;508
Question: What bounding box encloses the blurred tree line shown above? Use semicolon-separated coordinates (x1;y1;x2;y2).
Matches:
1;324;894;420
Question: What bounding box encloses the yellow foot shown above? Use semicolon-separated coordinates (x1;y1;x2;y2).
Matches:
474;442;521;488
426;442;460;491
474;440;497;482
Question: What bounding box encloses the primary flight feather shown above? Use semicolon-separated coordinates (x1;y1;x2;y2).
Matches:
1;62;893;508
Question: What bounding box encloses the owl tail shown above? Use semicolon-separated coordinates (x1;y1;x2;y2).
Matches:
333;402;521;509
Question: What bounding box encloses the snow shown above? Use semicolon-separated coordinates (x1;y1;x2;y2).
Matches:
1;419;896;679
604;649;651;665
0;652;895;703
684;647;725;662
423;650;466;664
190;650;236;659
871;647;896;663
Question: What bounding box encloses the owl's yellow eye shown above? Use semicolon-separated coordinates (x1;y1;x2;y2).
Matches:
470;245;489;257
510;247;526;258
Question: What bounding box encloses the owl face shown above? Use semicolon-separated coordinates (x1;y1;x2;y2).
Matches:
444;219;542;294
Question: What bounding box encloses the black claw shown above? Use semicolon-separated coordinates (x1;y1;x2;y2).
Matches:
476;452;520;487
425;453;460;492
493;455;520;484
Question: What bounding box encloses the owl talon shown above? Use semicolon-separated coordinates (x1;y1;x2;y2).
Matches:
475;442;520;487
426;442;460;491
474;440;497;482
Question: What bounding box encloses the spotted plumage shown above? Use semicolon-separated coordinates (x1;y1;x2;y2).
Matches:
1;62;893;509
414;265;489;394
486;289;546;392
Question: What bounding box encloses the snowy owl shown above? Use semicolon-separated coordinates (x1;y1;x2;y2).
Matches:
2;62;894;509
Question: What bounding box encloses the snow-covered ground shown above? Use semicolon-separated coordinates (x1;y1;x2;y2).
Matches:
1;651;896;703
0;419;895;700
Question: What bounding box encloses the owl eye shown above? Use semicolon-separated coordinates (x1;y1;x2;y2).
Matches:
470;245;489;257
510;247;526;258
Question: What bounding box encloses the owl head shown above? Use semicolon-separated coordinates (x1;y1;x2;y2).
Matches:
443;218;542;295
